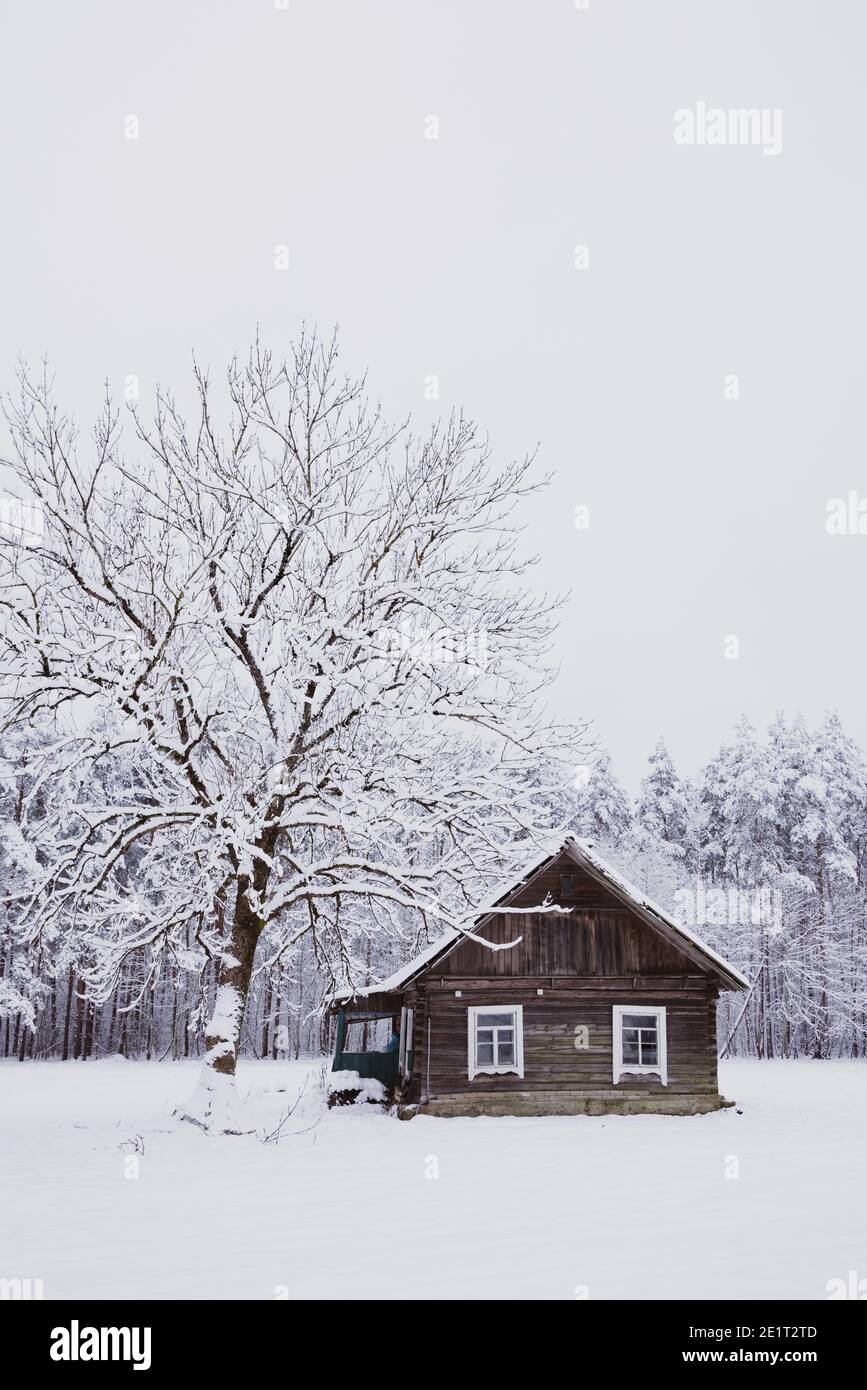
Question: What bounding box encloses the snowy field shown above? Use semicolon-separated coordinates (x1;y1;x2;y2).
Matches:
1;1057;865;1301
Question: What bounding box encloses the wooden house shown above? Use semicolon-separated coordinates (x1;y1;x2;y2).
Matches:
329;837;749;1117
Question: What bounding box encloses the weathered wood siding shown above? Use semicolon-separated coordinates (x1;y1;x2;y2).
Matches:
433;910;690;977
410;980;718;1099
432;853;703;980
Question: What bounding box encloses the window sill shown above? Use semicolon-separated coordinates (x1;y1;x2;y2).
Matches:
470;1066;524;1079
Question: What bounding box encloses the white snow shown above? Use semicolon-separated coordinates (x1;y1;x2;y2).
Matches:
1;1057;865;1300
327;1070;387;1102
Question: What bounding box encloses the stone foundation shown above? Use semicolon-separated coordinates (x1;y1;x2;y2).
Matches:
401;1090;734;1119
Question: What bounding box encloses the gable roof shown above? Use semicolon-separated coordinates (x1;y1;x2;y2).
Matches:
332;836;750;1003
565;838;749;992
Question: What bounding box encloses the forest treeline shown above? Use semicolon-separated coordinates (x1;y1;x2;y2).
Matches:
3;709;865;1063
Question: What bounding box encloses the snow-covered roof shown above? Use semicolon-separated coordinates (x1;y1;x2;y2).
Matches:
332;835;749;1004
338;927;462;1000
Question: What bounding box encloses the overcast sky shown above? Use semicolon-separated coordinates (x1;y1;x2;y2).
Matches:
1;0;864;791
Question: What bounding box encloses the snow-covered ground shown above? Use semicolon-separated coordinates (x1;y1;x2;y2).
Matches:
1;1057;864;1300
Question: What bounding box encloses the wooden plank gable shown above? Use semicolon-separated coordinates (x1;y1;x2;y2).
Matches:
429;849;703;980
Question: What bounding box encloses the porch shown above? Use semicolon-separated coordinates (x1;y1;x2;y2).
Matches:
330;994;414;1091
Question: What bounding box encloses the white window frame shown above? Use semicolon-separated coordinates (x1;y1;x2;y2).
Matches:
613;1005;667;1086
468;1004;524;1079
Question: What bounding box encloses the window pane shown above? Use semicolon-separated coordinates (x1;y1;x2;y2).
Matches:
497;1040;515;1065
477;1041;494;1066
623;1013;656;1032
479;1012;513;1027
640;1040;658;1066
343;1017;392;1052
477;1027;494;1044
622;1037;640;1065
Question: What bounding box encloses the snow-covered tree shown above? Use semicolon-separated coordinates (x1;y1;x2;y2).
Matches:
0;335;585;1128
700;716;780;886
0;729;43;1034
570;747;632;845
635;738;693;860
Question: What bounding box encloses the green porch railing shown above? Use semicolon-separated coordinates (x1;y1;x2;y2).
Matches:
333;1050;400;1086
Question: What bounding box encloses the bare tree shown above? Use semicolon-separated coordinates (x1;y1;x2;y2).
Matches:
0;331;584;1130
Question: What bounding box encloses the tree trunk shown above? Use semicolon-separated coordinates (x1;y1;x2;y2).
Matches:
261;977;271;1061
176;887;260;1133
73;985;86;1060
61;968;74;1061
145;984;155;1060
814;854;828;1059
106;987;119;1054
170;977;179;1060
119;967;130;1056
84;1001;96;1060
48;968;57;1054
272;964;282;1060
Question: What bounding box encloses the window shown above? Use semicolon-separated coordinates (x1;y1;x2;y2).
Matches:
560;873;577;899
343;1016;393;1052
613;1005;667;1086
468;1005;524;1079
